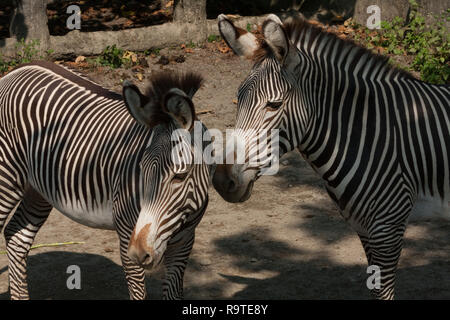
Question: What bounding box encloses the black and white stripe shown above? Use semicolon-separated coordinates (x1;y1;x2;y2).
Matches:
0;61;212;300
218;15;449;299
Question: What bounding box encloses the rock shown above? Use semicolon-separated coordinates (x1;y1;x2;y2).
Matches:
138;57;149;68
157;55;170;65
199;258;212;266
158;48;170;57
173;54;185;63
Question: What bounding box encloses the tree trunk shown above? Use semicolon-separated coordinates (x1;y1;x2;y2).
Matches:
353;0;450;26
353;0;410;26
9;0;50;52
173;0;207;43
173;0;206;24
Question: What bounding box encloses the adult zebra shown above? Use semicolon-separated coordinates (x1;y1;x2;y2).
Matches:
213;14;450;299
0;61;214;300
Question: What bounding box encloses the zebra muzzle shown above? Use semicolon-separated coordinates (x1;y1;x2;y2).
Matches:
128;223;158;268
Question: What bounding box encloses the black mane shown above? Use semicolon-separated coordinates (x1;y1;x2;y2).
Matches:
139;71;204;127
255;17;415;81
145;71;204;108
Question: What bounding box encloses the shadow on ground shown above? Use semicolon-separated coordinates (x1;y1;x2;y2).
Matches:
0;251;161;300
187;221;450;299
0;219;448;299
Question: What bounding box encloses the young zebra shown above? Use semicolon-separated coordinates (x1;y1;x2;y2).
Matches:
0;61;214;300
214;14;449;299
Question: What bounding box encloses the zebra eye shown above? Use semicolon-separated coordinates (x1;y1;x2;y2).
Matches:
266;101;283;110
172;171;189;183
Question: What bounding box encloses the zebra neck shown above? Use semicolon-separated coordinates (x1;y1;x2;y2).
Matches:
293;29;389;167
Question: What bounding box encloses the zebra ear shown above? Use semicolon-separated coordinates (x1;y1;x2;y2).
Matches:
262;14;300;72
164;88;195;131
123;80;153;127
262;14;289;62
218;14;258;58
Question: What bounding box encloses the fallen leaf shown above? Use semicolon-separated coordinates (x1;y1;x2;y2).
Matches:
75;55;85;64
218;41;231;53
123;51;137;63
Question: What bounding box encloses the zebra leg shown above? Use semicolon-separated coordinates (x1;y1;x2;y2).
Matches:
0;172;24;232
162;228;196;300
4;186;52;300
118;236;147;300
361;223;407;300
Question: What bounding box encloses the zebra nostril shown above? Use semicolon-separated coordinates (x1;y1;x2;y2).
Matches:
227;178;237;193
141;253;153;267
128;246;154;267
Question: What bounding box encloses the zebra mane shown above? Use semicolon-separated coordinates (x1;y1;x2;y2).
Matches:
14;60;123;100
139;71;204;127
254;17;415;80
145;71;204;102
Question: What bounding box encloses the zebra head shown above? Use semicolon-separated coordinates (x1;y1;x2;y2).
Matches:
122;72;212;270
213;14;307;203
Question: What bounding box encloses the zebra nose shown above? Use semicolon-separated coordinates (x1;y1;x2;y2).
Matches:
225;164;239;193
226;176;238;193
128;224;155;267
213;163;240;194
128;246;154;267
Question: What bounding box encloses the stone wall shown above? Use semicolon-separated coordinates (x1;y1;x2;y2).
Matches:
0;15;266;59
0;1;448;58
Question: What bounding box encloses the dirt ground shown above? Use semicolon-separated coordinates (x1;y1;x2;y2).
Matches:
0;45;448;300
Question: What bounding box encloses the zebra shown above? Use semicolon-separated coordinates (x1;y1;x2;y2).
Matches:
0;61;214;300
213;14;450;299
